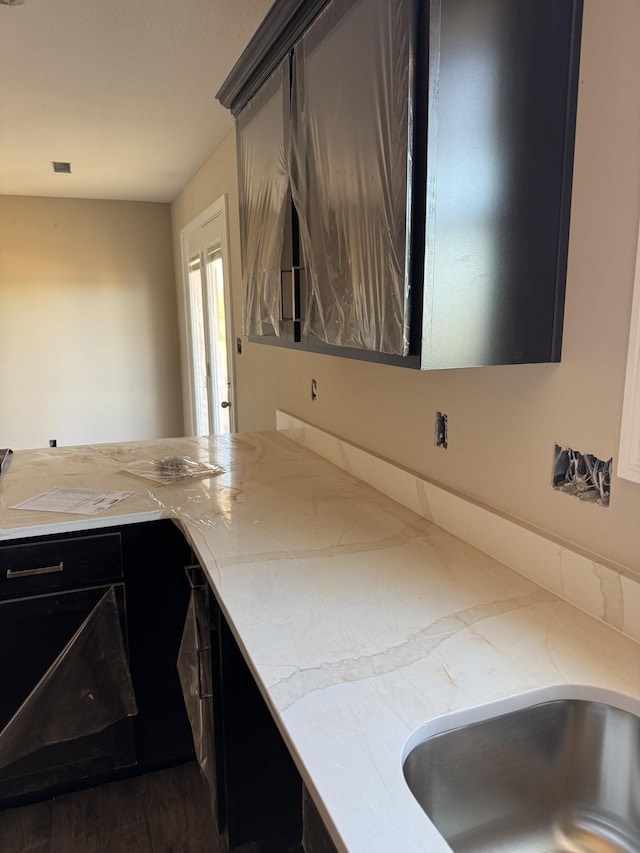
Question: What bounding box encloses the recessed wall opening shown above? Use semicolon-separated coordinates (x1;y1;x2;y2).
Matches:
552;445;611;507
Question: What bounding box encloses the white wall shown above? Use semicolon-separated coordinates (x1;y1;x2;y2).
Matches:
0;195;183;449
172;0;640;576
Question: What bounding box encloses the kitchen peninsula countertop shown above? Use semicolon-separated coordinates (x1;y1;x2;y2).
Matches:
1;431;640;852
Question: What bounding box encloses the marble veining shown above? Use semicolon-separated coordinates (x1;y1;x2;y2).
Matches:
276;410;640;646
270;588;556;712
1;426;640;852
594;563;624;629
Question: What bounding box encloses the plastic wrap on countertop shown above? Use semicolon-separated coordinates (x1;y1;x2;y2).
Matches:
123;455;224;485
290;0;414;355
177;565;218;818
0;585;137;770
238;56;291;337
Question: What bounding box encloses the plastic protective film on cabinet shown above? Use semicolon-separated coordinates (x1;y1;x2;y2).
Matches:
177;565;218;819
0;585;138;797
238;56;291;338
290;0;414;355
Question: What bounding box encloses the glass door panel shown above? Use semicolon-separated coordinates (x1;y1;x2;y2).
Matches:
182;198;236;436
187;254;211;436
205;246;230;435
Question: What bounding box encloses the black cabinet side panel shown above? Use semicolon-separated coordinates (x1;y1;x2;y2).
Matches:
122;521;194;772
424;0;582;368
220;612;302;852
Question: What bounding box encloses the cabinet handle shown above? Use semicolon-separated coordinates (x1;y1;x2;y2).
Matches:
197;646;213;700
184;563;206;589
280;267;304;323
6;561;64;579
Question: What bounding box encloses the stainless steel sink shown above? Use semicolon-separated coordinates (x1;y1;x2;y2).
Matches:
403;692;640;853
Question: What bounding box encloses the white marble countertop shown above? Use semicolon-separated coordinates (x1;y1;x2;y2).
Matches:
1;431;640;852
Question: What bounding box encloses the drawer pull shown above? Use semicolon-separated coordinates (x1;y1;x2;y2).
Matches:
6;561;64;579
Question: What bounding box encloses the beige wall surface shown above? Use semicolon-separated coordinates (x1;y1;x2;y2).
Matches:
173;1;640;575
0;195;183;449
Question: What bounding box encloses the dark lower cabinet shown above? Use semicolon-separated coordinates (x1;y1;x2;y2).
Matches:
0;520;195;810
213;596;303;852
0;518;337;852
174;557;307;852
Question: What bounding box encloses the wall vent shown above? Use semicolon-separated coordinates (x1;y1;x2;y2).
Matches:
52;161;71;173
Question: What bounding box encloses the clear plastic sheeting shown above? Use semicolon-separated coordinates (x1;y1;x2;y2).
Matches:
177;566;217;817
290;0;413;355
0;586;137;770
238;57;291;337
123;456;224;485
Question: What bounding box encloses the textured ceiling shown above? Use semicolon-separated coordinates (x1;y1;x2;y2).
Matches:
0;0;274;202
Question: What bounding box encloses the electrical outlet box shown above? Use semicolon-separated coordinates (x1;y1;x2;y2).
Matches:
553;445;611;507
435;412;448;449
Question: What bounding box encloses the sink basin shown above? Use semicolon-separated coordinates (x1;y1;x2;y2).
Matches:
403;689;640;853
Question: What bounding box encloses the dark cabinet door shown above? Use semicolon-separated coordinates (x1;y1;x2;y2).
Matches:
177;564;219;822
0;583;136;805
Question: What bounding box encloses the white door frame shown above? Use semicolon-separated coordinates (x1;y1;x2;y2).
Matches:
179;195;237;435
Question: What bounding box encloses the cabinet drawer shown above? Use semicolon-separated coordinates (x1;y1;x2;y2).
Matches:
0;532;123;598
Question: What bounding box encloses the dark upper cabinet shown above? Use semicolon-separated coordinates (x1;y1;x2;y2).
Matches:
218;0;583;369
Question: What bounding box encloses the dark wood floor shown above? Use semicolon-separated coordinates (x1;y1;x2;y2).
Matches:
0;762;225;853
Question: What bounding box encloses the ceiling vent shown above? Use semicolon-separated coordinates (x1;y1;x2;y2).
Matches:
52;161;72;174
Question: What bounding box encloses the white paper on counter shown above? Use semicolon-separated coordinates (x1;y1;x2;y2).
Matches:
10;487;134;516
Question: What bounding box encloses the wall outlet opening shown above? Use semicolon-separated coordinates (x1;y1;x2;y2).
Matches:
435;412;448;449
552;445;611;507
